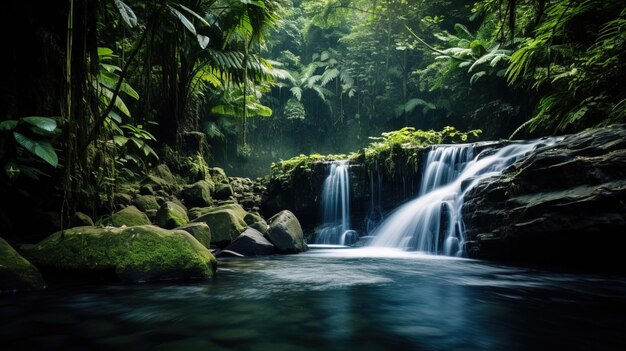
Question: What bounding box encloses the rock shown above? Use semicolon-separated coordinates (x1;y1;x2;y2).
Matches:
218;228;275;257
72;212;94;227
22;225;217;282
0;237;45;292
213;182;234;200
264;210;307;253
192;207;247;248
132;195;160;213
208;167;229;185
141;164;179;195
462;125;626;268
177;223;212;249
114;193;133;206
244;213;268;233
155;201;189;229
112;206;151;227
139;184;155;196
181;180;214;208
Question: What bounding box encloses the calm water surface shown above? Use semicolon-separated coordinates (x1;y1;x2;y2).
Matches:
2;248;626;350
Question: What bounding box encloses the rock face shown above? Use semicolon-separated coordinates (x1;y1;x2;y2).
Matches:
462;125;626;267
112;206;151;227
0;238;45;292
219;228;275;257
22;225;217;283
265;210;307;253
155;201;189;229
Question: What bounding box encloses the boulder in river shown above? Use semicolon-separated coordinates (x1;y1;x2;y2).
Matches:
265;210;308;253
192;205;247;248
218;227;275;257
177;223;212;249
22;225;217;283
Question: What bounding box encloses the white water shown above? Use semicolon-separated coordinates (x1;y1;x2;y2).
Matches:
315;161;357;245
369;139;556;256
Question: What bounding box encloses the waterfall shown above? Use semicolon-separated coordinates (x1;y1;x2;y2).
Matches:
369;139;555;255
315;161;356;245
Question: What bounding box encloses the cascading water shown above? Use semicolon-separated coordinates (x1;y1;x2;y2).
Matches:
369;139;556;256
315;161;357;245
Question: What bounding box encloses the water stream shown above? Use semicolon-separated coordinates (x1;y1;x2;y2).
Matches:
369;139;556;255
315;161;356;245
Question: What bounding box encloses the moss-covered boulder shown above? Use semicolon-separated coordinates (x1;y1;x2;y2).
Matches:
112;206;151;227
155;202;189;229
132;195;160;213
265;210;307;253
244;213;268;234
177;223;212;249
214;182;234;200
0;238;45;292
181;180;214;208
72;212;94;227
192;207;247;248
208;167;229;185
142;164;179;195
22;226;217;283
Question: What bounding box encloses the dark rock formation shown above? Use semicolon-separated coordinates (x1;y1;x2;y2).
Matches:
181;180;214;208
0;238;45;292
462;125;626;268
218;228;275;257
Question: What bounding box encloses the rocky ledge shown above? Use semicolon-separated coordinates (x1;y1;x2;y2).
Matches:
462;125;626;268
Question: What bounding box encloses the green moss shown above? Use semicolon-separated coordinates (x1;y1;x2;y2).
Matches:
177;223;212;249
22;226;216;283
112;206;151;227
192;209;246;246
0;238;45;292
181;180;214;208
155;201;189;229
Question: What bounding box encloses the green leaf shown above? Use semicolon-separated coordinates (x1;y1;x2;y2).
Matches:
13;132;58;167
21;116;57;132
176;4;211;27
113;135;129;146
114;0;138;28
197;35;210;49
169;6;197;36
0;120;18;131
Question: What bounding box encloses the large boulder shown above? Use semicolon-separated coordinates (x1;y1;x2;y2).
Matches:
0;238;45;292
192;206;247;248
462;125;626;267
22;226;217;283
264;210;307;253
112;206;151;227
218;228;275;257
155;201;189;229
244;213;268;234
177;223;212;249
208;167;229;185
133;195;160;213
142;164;179;195
213;182;234;200
181;180;214;208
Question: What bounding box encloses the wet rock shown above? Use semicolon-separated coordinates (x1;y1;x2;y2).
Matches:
218;228;275;257
462;125;626;267
112;206;151;227
192;205;247;248
22;225;217;282
265;210;307;253
0;237;45;292
155;201;189;229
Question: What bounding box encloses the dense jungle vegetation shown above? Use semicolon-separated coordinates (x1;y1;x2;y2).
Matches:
1;0;625;238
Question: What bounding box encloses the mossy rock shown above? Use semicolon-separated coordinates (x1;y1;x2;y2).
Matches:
244;213;268;234
177;223;212;249
181;180;214;208
0;238;45;292
114;193;133;206
133;195;160;212
155;202;189;229
192;208;246;248
208;167;229;185
214;182;234;200
188;203;247;221
22;226;217;283
72;212;94;227
112;206;151;227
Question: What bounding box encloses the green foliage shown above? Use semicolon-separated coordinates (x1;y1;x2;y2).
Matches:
0;116;61;181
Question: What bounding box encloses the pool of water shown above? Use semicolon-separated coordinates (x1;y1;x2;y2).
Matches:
2;248;626;350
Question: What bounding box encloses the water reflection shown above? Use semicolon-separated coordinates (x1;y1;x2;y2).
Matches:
1;249;626;350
